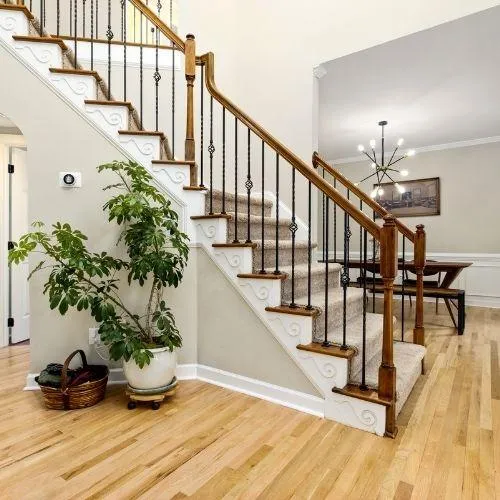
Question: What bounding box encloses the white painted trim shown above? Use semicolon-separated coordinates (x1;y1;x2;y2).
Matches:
24;363;325;417
330;135;500;165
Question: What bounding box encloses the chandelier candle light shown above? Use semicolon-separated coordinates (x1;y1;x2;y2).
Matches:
355;121;415;199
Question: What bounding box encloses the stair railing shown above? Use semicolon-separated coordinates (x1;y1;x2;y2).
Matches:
312;153;426;347
10;0;402;436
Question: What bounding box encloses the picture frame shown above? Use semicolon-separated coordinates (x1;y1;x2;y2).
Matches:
374;177;440;218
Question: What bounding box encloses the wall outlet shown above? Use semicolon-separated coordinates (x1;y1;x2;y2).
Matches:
88;327;98;345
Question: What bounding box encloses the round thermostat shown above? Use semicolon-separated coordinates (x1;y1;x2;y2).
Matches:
63;173;76;185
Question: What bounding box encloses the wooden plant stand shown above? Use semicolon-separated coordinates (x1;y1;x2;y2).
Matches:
126;387;176;410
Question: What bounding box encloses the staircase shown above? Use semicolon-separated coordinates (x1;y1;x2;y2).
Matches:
0;0;427;437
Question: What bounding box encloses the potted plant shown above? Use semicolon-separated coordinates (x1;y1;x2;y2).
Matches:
9;160;189;390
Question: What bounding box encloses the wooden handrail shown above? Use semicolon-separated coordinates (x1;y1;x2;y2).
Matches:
128;0;185;51
199;53;381;241
312;152;415;243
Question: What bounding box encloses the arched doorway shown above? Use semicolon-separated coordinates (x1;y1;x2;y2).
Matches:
0;113;29;346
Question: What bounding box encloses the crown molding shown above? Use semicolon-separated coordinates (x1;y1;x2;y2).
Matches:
328;135;500;165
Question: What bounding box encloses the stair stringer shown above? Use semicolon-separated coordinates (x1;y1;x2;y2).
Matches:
0;7;387;435
193;218;387;436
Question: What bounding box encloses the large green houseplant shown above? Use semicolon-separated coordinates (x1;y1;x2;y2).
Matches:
9;160;189;388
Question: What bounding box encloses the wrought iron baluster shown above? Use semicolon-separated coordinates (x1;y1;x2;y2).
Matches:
208;96;214;214
95;0;98;39
153;27;161;131
73;0;77;65
372;210;376;313
323;197;330;347
83;0;86;37
90;0;94;70
69;0;72;36
233;117;239;243
307;180;312;309
106;0;113;100
273;153;279;274
221;107;226;213
170;0;175;157
290;167;297;307
259;140;265;274
360;200;363;284
199;65;204;187
56;0;60;36
401;236;406;341
334;178;337;262
245;129;253;243
139;11;143;127
39;0;43;35
322;169;326;261
341;212;351;349
122;0;126;100
360;229;368;391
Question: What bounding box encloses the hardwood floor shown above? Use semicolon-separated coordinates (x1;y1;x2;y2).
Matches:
0;304;498;499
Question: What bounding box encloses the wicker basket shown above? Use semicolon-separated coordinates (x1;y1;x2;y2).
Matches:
38;350;109;410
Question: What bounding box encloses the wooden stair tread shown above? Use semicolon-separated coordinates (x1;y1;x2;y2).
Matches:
265;304;319;317
212;242;257;248
191;214;231;220
152;160;196;166
118;130;165;140
332;384;392;408
237;272;287;280
0;4;34;19
85;99;133;110
49;68;102;81
296;342;356;359
183;186;207;191
13;35;67;50
350;282;462;298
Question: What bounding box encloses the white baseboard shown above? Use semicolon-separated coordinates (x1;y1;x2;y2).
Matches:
23;363;325;417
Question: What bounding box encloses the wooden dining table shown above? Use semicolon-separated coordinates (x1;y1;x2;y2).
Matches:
324;258;473;333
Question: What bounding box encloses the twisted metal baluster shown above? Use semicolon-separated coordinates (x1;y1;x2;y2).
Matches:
360;229;368;391
273;153;280;275
122;0;127;100
233;117;239;243
208;96;214;214
259;140;265;274
245;129;253;243
139;10;143;127
290;167;297;307
83;0;86;37
56;0;60;36
153;27;161;131
341;212;351;349
307;180;312;309
73;0;78;65
170;0;175;157
90;0;94;70
401;236;406;341
106;0;113;100
323;197;330;347
221;107;226;213
199;65;204;187
69;0;72;36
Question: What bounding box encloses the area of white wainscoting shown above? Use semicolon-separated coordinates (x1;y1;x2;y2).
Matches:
317;251;500;308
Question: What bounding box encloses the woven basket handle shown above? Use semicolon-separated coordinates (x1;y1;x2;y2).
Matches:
61;350;88;393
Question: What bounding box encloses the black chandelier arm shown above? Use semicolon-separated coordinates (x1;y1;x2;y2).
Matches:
371;148;377;165
358;171;379;184
363;151;377;164
388;146;399;166
388;154;407;167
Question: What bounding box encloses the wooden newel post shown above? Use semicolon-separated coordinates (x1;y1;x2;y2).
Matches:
413;224;426;346
184;33;197;186
379;215;398;438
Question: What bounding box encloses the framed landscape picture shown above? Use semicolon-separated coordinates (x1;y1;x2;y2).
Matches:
374;177;440;218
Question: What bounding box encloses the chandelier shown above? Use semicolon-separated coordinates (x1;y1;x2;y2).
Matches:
355;121;415;198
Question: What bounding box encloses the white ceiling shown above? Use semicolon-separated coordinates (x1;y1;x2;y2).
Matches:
318;6;500;162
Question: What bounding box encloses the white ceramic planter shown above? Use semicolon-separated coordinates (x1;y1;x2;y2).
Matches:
123;347;177;390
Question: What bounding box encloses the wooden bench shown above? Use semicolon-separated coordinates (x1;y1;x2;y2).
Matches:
351;281;466;335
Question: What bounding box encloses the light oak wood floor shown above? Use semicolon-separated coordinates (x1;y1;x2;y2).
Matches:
0;304;498;499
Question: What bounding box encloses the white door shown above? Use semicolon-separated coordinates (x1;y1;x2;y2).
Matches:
9;147;30;344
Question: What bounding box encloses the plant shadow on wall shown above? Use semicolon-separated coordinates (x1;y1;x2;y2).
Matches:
9;161;189;378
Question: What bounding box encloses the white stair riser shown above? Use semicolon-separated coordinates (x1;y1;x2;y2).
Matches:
118;134;161;165
13;40;63;76
85;104;129;136
50;74;97;107
152;164;192;198
0;10;29;41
